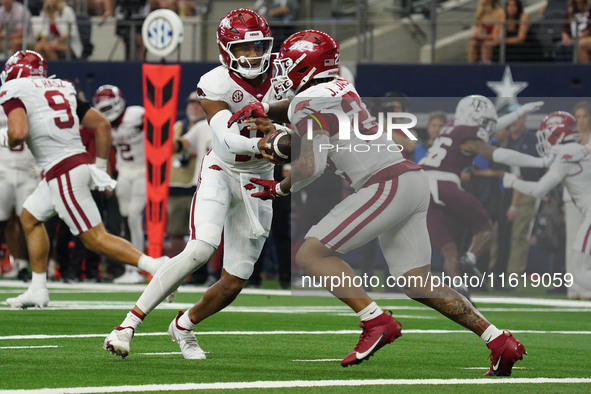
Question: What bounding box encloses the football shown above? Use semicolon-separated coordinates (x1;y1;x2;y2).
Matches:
264;130;292;164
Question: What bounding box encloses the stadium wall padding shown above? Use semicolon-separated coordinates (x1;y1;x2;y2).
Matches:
49;62;591;118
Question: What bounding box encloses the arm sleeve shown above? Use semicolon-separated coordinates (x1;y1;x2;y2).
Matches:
290;134;330;193
492;147;545;168
76;98;91;121
512;163;569;198
494;111;520;133
209;109;262;155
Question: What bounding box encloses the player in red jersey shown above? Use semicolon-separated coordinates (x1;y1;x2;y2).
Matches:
232;30;527;375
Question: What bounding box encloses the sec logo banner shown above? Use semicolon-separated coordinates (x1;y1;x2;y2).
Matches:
142;10;184;58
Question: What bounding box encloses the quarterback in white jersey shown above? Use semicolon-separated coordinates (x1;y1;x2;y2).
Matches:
94;85;147;284
0;51;166;308
241;30;526;375
504;112;591;292
104;9;282;361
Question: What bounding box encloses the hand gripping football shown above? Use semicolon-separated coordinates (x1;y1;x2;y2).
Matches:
264;130;291;164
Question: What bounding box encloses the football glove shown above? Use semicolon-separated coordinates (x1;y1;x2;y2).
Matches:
228;103;268;127
249;177;289;200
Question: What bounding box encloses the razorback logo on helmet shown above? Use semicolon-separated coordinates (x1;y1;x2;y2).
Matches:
232;90;244;103
196;87;206;97
562;154;573;160
209;165;222;171
244;183;256;191
0;91;5;97
294;100;311;113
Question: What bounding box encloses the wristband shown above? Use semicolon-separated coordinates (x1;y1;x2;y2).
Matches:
508;205;517;212
262;102;270;113
95;157;108;171
275;182;289;196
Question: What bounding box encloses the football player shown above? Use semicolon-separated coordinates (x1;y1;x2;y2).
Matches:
93;85;147;284
0;50;167;308
103;9;286;360
233;30;527;376
418;95;553;298
504;112;591;292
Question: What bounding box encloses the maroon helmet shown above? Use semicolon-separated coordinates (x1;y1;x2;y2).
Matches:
272;30;340;98
217;9;273;79
1;50;47;85
536;111;579;156
93;85;126;122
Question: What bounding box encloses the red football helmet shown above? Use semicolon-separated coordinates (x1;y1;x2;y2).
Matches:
272;30;340;99
217;9;273;79
1;50;47;85
536;111;579;156
93;85;126;122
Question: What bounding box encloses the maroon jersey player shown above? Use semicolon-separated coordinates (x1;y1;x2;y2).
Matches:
419;95;553;297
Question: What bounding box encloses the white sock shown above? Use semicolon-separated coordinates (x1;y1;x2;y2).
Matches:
15;259;29;270
481;324;504;343
178;308;196;330
121;311;143;331
137;254;157;275
135;240;213;315
357;302;383;322
465;251;477;265
30;272;47;289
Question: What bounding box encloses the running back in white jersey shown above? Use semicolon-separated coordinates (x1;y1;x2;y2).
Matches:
0;107;37;171
288;78;405;191
197;66;275;172
0;77;85;172
557;143;591;215
111;106;145;175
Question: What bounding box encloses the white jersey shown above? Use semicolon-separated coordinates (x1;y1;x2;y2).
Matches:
197;66;275;172
514;143;591;215
0;107;37;171
557;144;591;215
111;106;145;175
0;77;85;172
289;78;407;191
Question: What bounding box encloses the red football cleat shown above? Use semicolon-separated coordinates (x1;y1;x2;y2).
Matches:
484;330;527;376
341;310;402;367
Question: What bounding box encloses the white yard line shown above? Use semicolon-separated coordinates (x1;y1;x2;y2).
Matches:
137;352;182;355
0;346;59;349
2;280;591;308
0;378;590;393
1;329;590;341
2;301;590;313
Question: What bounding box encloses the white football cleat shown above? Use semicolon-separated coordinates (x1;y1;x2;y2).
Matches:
103;326;134;359
113;269;145;284
5;288;49;309
168;311;206;359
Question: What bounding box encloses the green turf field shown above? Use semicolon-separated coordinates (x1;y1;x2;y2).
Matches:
1;280;590;393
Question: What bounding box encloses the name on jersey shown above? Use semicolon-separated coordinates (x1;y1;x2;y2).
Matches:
31;79;70;89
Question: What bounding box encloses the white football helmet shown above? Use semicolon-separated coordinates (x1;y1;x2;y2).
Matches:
93;85;126;123
454;95;498;136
